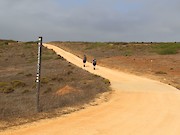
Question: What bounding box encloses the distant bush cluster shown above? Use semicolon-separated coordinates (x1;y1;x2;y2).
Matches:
152;43;180;55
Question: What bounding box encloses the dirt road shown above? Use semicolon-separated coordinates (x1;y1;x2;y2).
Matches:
1;44;180;135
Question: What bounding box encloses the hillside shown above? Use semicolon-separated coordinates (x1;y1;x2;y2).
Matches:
0;40;110;130
2;43;180;135
49;42;180;89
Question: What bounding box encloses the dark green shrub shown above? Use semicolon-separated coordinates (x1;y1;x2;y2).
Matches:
155;71;167;74
22;89;30;94
0;82;9;87
3;87;14;94
103;79;111;84
43;87;52;94
25;73;32;77
152;43;180;55
41;77;49;84
11;80;26;88
67;71;73;75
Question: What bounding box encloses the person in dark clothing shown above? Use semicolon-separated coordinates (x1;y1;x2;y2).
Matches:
83;55;87;67
92;59;96;70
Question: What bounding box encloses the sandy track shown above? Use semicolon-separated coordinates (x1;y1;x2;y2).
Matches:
1;44;180;135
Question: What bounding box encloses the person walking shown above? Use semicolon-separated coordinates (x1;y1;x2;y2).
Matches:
92;58;97;70
83;55;87;67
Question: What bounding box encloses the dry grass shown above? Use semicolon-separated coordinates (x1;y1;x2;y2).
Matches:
49;41;180;90
0;40;110;130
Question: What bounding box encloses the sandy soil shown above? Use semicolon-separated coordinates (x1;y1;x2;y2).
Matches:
1;44;180;135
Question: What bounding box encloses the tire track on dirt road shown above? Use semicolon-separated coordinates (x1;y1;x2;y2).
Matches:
1;44;180;135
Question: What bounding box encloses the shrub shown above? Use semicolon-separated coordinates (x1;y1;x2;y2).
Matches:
51;77;57;81
0;82;16;93
55;56;61;60
67;71;73;75
57;55;64;60
85;42;106;50
27;58;37;63
11;80;26;88
155;71;167;74
123;50;132;56
0;87;5;93
152;43;180;55
42;55;53;60
41;77;49;84
17;72;24;75
22;89;30;94
57;77;64;82
43;87;52;94
159;49;177;55
3;87;14;94
103;79;111;84
94;74;101;78
25;73;32;77
32;84;36;89
0;82;9;87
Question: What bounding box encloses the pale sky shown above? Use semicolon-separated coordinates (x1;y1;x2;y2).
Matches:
0;0;180;42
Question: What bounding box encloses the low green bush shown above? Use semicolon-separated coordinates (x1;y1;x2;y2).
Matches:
43;87;52;94
25;73;32;77
4;87;14;93
152;43;180;55
41;77;49;84
155;71;167;74
85;42;107;50
42;55;53;60
0;82;15;93
11;80;26;88
21;89;30;94
1;87;14;94
103;79;111;85
0;82;9;87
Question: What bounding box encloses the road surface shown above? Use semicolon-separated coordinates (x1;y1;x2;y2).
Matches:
1;43;180;135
